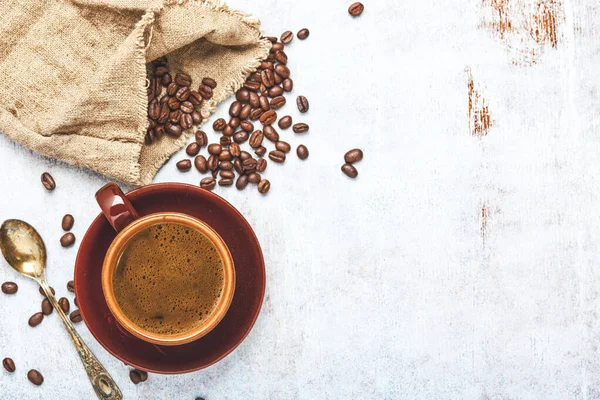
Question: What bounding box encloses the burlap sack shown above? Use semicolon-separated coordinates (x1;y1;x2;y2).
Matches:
0;0;270;185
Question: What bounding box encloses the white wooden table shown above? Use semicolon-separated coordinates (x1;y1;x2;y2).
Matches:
1;0;598;398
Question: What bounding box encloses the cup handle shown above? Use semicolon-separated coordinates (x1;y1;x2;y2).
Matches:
95;183;139;233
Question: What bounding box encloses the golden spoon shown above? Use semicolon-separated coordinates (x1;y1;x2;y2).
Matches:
0;219;122;400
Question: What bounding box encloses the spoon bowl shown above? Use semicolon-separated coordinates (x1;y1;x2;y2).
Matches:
0;219;46;279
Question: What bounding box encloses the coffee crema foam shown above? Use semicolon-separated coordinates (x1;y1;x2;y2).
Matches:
112;222;224;335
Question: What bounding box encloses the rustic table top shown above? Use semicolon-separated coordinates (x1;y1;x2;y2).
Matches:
0;0;596;398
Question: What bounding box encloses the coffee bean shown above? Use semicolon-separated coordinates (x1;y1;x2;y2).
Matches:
344;148;364;163
200;177;216;191
293;123;309;133
130;369;142;385
213;118;227;131
281;31;293;44
175;72;192;86
220;161;234;171
229;101;242;117
220;170;235;180
148;99;160;120
27;369;43;386
161;73;172;87
67;280;75;293
2;282;18;294
236;89;250;102
165;122;183;137
274;64;290;79
274;73;283;85
233;159;243;174
169;110;181;124
229;143;241;157
242;159;258;172
180;101;194;114
220;136;231;146
240;121;254;132
245;81;261;92
181;113;193;129
258;179;271;194
297;28;310;40
3;358;15;373
239;151;252;161
260;110;277;125
270;96;286;110
60;233;75;248
275;141;291;153
342;163;358;178
158;103;169;123
28;312;43;327
235;175;249;190
272;42;284;52
176;159;192;171
155;125;165;139
202;78;217;89
176;86;191;101
74;297;78;307
188;91;203;105
249;92;260;108
275;116;292;130
223;124;235;136
263;125;280;142
151;78;161;98
260;61;274;70
191;110;203;125
145;129;155;145
269;150;286;163
274;51;288;65
39;286;55;297
268;86;284;97
184;143;199;157
167;83;178;96
208;155;219;171
297;144;309;160
41;173;56;191
261;70;275;87
194;155;208;173
212;170;219;178
218;178;233;187
41;298;52;315
208;144;222;155
296;96;309;113
248;172;262;183
249;130;264;148
255;146;267;157
250;108;263;121
266;36;278;43
239;104;252;120
199;85;213;100
348;1;364;16
219;150;232;161
195;130;208;147
233;131;249;143
168;97;181;111
283;78;294;92
154;66;168;77
70;309;82;323
59;297;70;314
259;96;271;111
229;117;240;129
256;158;267;172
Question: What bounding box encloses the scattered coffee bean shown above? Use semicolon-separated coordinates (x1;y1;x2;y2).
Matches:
269;150;286;163
41;298;52;316
242;159;258;172
344;148;364;163
348;2;365;16
256;159;267;172
249;92;260;107
259;96;271;111
220;136;231;146
261;70;275;87
28;312;43;327
274;51;288;65
248;172;262;183
283;78;293;92
165;122;183;137
249;130;264;148
229;101;242;117
181;113;193;129
186;142;201;156
260;110;277;125
175;73;192;86
176;159;192;172
278;116;292;129
233;159;244;174
208;144;222;155
272;42;284;52
297;28;310;40
255;146;267;157
27;369;43;386
74;297;78;307
240;121;254;132
59;297;70;314
219;161;234;171
167;97;181;110
275;141;291;153
196;397;206;400
213;118;227;131
263;125;280;142
208;155;219;171
281;31;293;44
67;281;75;293
240;104;252;119
200;177;216;191
69;309;82;323
245;81;261;92
176;86;191;102
223;124;235;136
3;358;15;373
202;78;217;89
236;175;249;190
296;96;309;113
41;173;56;191
274;64;290;79
167;82;178;96
189;91;203;106
268;86;284;97
236;89;250;102
297;145;309;160
199;85;213;100
180;101;194;114
293;123;309;133
219;150;232;162
138;370;149;382
39;286;55;297
218;178;234;187
60;233;75;248
1;282;18;295
194;155;208;173
342;163;358;178
233;131;249;144
130;369;142;385
61;214;74;231
270;96;286;110
258;179;271;194
220;170;235;180
229;117;240;129
161;73;172;86
191;110;203;125
249;108;264;120
195;130;208;147
229;143;241;157
169;110;181;124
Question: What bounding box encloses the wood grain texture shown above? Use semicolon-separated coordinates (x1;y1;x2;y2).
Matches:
0;0;599;398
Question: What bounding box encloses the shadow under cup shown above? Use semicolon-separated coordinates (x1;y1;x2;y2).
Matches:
101;212;235;346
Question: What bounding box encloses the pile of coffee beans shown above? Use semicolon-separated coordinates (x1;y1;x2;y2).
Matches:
341;148;363;178
145;58;216;144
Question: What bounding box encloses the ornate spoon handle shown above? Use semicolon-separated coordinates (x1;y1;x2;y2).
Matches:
39;279;123;400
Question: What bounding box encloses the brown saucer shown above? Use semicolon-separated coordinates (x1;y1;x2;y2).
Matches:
75;183;265;374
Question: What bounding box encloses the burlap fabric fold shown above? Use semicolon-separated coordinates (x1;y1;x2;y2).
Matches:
0;0;270;185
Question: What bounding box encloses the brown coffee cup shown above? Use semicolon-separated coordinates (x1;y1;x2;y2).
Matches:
95;183;235;346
